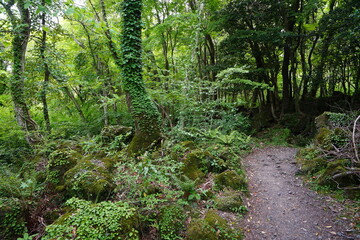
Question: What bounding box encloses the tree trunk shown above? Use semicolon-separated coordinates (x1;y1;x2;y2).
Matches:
121;0;161;154
40;1;51;134
2;0;42;145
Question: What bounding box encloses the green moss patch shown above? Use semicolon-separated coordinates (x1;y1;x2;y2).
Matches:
64;155;116;201
186;210;242;240
214;170;246;190
215;190;244;212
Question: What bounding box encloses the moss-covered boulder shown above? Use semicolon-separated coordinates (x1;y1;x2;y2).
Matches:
101;125;133;143
181;150;207;181
46;148;81;190
214;170;246;190
317;159;352;187
315;127;349;150
315;112;331;129
186;210;242;240
159;205;185;240
296;147;327;174
64;155;116;201
315;128;333;150
215;190;244;212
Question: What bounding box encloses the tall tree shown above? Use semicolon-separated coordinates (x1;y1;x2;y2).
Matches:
1;0;42;145
120;0;162;154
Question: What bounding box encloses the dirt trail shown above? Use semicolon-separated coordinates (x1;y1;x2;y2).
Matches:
242;147;356;240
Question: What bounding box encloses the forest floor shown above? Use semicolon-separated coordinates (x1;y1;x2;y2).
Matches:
241;146;359;240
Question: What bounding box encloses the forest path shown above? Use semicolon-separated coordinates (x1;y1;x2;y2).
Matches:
242;147;354;240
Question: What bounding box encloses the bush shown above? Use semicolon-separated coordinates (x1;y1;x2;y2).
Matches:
44;198;139;240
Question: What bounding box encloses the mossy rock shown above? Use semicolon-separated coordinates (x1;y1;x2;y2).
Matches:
64;155;116;201
127;129;161;155
181;150;207;181
296;147;327;174
315;112;331;129
317;159;359;188
186;210;242;240
214;170;246;190
317;159;349;186
46;148;81;187
180;141;196;150
159;204;185;240
101;125;133;143
315;128;333;150
215;190;244;212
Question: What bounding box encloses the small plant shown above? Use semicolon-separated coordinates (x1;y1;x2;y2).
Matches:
17;232;38;240
172;175;201;201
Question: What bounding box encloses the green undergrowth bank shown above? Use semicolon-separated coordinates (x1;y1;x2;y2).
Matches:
296;112;360;232
0;125;251;239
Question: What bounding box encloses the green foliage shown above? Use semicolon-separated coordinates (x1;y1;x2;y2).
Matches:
172;175;201;201
217;67;274;92
44;198;138;240
257;127;291;146
200;127;251;147
0;164;40;199
159;205;185;240
0;198;27;239
114;154;184;206
0;96;31;163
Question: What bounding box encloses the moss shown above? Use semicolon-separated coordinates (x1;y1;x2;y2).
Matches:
186;210;242;240
101;125;133;143
296;147;327;174
180;141;196;150
215;190;244;212
181;150;206;181
64;155;116;201
315;112;330;129
204;210;227;228
315;128;332;150
127;129;161;155
214;170;246;190
46;148;80;188
317;159;351;187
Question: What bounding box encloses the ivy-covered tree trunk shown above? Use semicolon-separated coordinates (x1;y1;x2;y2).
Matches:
2;0;42;146
120;0;161;154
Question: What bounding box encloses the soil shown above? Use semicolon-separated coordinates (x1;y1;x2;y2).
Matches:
242;147;358;240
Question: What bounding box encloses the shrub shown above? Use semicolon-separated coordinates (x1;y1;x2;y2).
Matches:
43;198;139;240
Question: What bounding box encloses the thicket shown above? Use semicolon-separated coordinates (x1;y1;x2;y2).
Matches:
1;0;360;238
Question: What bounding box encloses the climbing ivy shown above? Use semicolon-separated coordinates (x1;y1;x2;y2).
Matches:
120;0;161;154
